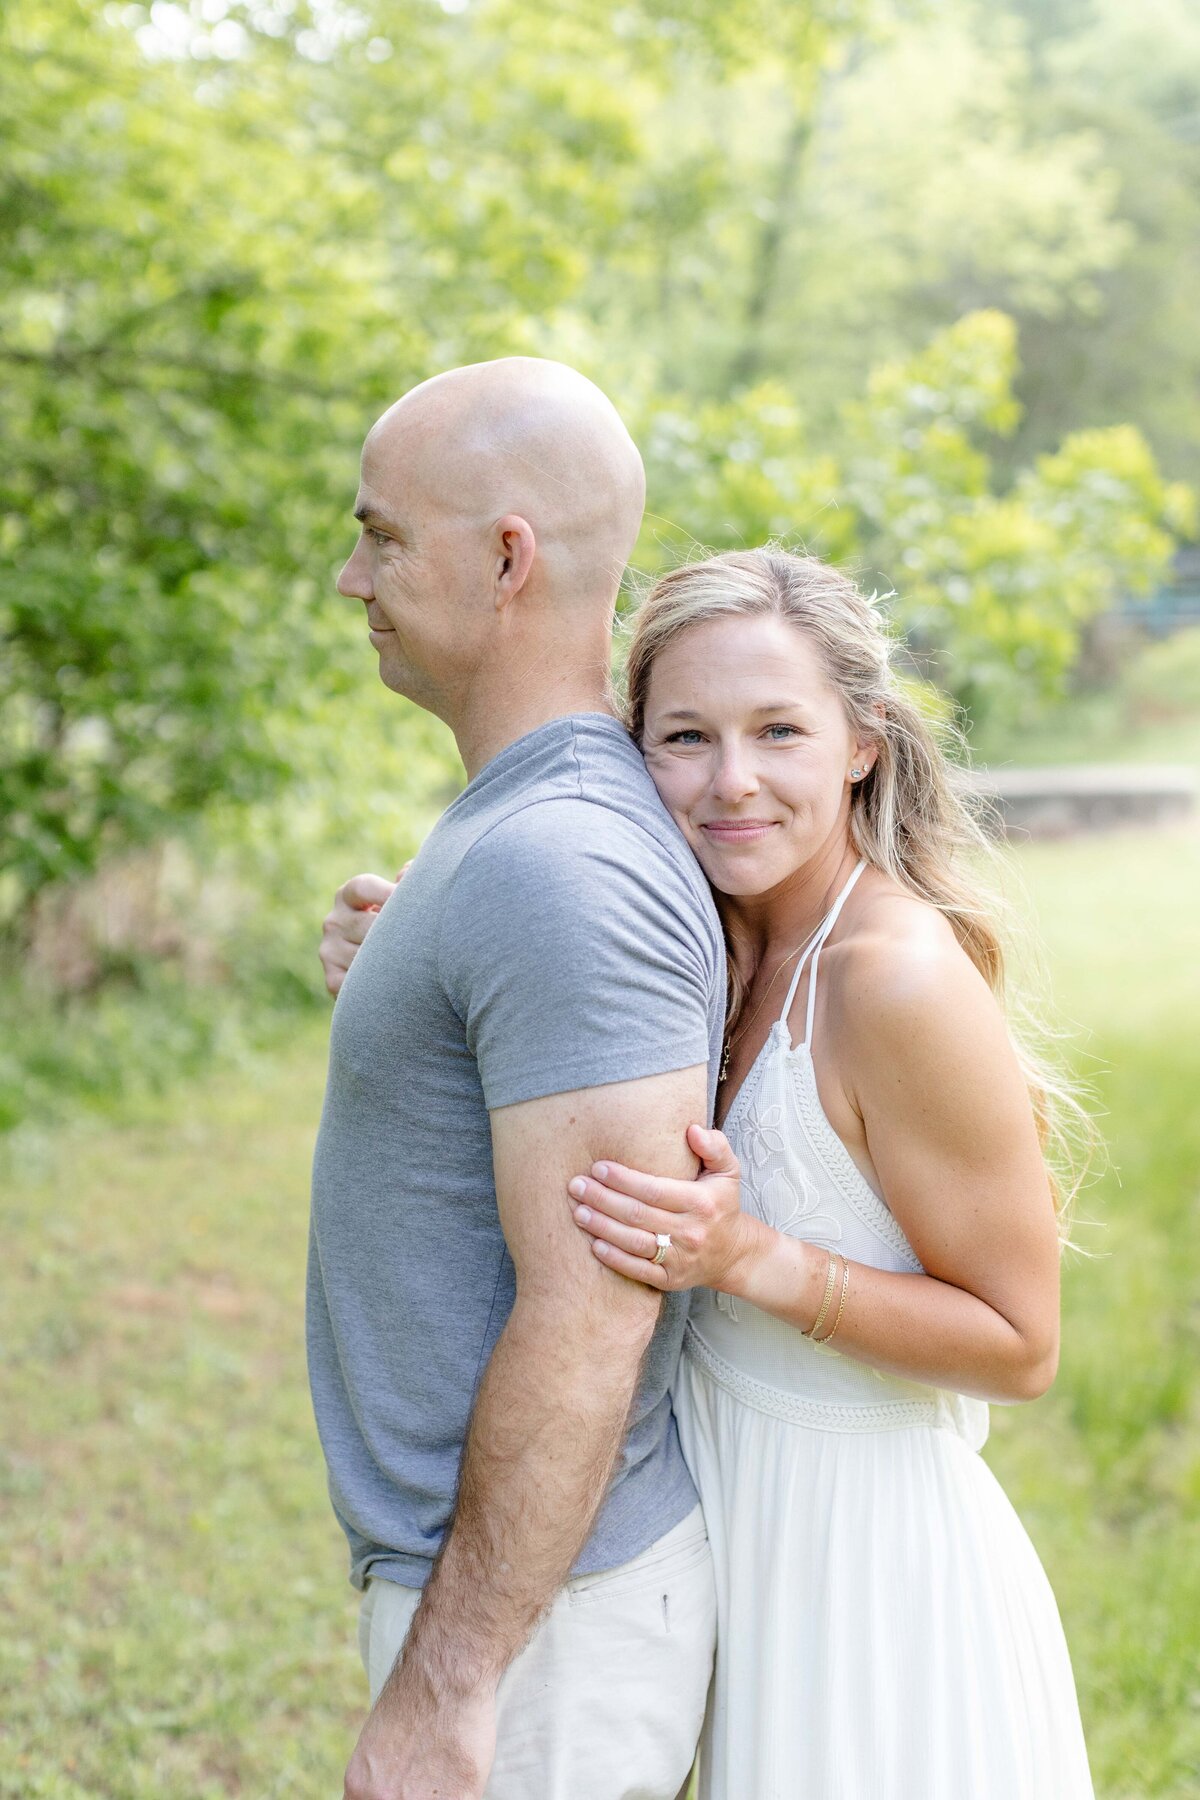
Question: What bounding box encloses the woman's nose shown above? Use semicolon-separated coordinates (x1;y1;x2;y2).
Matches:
711;746;758;802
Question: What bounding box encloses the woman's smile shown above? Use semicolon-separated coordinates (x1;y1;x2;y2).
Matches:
699;819;780;844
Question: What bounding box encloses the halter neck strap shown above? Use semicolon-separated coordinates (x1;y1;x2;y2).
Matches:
777;859;868;1046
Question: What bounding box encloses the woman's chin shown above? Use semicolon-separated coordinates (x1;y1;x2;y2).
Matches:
692;848;781;900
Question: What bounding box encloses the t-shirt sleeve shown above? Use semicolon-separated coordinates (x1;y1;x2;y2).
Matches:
438;798;719;1111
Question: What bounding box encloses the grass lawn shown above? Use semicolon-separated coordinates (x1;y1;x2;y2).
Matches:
1;824;1198;1797
983;823;1200;1799
0;1030;354;1799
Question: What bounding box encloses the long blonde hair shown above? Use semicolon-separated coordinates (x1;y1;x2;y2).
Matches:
623;546;1094;1230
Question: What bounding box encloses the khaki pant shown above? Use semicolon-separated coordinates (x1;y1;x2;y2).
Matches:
358;1506;715;1800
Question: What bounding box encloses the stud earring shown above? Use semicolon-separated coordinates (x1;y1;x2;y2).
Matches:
850;768;864;780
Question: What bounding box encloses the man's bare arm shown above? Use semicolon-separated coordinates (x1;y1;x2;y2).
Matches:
343;1062;708;1798
405;1065;708;1683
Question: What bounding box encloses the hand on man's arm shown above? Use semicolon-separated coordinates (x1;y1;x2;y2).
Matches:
342;1061;709;1800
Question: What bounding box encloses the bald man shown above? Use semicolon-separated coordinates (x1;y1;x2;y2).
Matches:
308;360;724;1800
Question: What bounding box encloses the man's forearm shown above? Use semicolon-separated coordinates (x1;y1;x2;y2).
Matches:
389;1288;659;1702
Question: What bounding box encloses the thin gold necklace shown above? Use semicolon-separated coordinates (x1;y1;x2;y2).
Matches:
718;920;822;1084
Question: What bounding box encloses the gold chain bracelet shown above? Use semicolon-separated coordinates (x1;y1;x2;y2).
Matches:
813;1255;851;1345
804;1250;839;1339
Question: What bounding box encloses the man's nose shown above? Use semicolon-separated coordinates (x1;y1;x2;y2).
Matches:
337;541;372;601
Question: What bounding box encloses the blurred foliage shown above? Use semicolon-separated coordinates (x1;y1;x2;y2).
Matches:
1123;626;1200;725
968;630;1200;775
1003;0;1200;479
641;314;1192;717
0;0;1196;970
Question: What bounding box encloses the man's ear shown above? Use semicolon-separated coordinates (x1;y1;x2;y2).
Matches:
493;514;537;608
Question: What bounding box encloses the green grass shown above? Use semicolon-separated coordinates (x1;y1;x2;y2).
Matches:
1;826;1198;1796
0;1029;358;1799
982;824;1200;1799
0;967;325;1137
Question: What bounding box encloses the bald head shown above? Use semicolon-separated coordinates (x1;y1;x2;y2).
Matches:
364;358;646;607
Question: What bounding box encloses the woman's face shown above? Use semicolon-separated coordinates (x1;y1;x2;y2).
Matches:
641;613;872;899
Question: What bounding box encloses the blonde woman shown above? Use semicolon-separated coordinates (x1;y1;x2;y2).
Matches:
563;549;1094;1798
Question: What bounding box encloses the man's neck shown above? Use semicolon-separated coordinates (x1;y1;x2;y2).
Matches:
452;681;619;782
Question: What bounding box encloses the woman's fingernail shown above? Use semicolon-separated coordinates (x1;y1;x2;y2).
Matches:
574;1206;591;1224
593;1162;608;1180
568;1178;586;1199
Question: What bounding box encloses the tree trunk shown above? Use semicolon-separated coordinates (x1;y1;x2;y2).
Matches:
729;104;813;390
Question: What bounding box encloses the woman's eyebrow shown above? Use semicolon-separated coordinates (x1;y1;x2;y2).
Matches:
658;701;809;721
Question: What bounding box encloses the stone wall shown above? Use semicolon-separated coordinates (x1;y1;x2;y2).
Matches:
963;766;1197;840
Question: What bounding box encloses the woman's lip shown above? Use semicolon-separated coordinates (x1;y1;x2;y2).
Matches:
700;820;778;842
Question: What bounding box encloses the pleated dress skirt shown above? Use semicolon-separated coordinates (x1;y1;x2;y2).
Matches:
673;1344;1095;1800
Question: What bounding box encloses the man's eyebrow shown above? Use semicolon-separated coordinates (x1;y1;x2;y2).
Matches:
353;502;403;531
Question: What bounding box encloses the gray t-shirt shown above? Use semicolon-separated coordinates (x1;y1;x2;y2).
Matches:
307;713;726;1590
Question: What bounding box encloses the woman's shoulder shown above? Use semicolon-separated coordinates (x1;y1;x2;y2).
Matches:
829;877;997;1051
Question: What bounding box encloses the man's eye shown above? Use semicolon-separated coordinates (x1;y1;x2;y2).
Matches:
366;527;389;544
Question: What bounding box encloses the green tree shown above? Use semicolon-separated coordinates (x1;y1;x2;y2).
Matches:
1007;0;1200;480
2;0;1193;932
644;312;1192;722
0;0;643;913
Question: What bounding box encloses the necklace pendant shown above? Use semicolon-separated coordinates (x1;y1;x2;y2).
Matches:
718;1040;730;1084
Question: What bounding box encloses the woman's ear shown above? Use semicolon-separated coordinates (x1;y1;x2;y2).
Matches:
855;701;886;775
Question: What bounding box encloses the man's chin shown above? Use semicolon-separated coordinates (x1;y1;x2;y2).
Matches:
375;648;434;710
370;636;401;683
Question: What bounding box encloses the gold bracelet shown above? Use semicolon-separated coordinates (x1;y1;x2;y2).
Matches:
814;1255;851;1345
805;1250;838;1339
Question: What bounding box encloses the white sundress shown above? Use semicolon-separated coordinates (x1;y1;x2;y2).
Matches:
673;859;1094;1800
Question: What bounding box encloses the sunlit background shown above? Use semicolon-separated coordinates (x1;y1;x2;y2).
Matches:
2;2;1198;1794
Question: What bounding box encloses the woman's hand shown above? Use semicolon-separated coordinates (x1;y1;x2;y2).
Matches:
319;861;413;996
566;1123;761;1293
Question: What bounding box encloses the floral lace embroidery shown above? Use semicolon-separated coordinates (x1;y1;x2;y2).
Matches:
738;1094;841;1239
739;1096;786;1173
743;1155;843;1246
716;1020;918;1328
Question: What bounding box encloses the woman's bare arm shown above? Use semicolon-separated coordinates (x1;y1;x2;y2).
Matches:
568;938;1062;1404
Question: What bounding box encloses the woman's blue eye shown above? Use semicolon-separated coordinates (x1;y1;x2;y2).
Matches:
663;726;800;745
